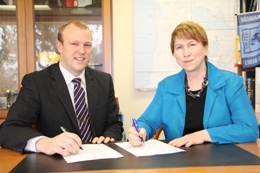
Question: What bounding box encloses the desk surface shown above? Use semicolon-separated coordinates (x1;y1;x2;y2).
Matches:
1;139;260;173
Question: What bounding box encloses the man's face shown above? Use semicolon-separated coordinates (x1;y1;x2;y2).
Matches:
56;23;92;77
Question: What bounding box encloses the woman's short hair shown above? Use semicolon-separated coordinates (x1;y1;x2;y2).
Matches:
170;21;208;60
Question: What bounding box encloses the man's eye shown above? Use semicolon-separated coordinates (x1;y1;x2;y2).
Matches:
85;43;92;47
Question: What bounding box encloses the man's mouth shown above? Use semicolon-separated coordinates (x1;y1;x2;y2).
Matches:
75;57;85;61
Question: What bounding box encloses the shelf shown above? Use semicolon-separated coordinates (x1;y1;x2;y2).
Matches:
0;5;101;16
0;5;16;15
237;64;260;76
36;7;101;16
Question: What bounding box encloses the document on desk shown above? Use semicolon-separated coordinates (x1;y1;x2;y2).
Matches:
63;144;123;163
115;140;185;157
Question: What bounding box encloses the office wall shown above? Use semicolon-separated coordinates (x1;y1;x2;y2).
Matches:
112;0;157;139
112;0;239;140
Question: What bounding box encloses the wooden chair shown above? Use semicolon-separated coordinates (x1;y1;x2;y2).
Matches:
150;126;163;140
115;97;120;110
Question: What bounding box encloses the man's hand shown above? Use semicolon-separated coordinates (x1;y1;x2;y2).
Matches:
92;136;115;144
35;132;82;156
168;130;212;147
128;127;146;146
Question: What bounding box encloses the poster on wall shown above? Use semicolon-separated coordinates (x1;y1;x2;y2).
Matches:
237;11;260;68
134;0;237;91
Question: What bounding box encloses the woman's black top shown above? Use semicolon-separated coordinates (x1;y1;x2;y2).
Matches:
183;86;207;136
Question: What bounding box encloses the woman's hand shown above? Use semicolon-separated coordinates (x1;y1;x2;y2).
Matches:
128;127;146;146
168;130;212;147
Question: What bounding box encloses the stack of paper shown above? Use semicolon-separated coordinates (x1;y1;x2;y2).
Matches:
63;143;123;163
115;140;185;157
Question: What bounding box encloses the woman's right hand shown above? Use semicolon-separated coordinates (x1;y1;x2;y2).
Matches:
128;127;146;146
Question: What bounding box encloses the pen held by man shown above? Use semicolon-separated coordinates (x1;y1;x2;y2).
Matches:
34;130;83;157
60;126;83;150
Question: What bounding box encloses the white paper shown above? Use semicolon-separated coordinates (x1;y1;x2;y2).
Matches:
63;143;123;163
115;140;185;157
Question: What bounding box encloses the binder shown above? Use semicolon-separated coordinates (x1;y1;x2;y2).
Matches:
255;67;260;112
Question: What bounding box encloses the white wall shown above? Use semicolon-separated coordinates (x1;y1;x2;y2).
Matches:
112;0;156;139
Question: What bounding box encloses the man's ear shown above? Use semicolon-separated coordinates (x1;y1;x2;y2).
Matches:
56;40;62;53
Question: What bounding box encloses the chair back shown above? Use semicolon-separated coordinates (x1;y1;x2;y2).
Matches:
150;126;163;140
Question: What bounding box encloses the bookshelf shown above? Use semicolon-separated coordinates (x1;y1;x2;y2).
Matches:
240;0;259;13
237;65;256;76
237;0;260;112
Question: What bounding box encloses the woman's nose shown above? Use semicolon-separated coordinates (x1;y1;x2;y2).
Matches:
183;47;190;57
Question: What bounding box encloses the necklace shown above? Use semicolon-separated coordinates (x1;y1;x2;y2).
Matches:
185;70;208;98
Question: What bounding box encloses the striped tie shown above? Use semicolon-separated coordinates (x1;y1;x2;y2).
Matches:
72;78;93;143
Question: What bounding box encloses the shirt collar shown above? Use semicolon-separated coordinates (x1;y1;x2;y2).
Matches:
59;63;86;85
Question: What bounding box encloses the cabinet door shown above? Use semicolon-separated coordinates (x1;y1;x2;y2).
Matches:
30;0;112;74
0;0;28;118
0;3;18;96
0;0;112;119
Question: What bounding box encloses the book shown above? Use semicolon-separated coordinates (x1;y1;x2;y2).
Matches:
247;77;252;103
245;71;255;109
242;71;247;90
251;78;255;109
255;67;260;112
235;35;241;65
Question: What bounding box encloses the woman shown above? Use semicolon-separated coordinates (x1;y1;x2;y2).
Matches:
128;21;259;147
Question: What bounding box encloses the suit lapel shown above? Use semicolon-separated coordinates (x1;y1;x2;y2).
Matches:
85;68;98;123
168;70;186;115
203;62;225;128
50;64;80;132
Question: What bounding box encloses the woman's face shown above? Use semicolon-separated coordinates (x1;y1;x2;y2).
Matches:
173;37;208;73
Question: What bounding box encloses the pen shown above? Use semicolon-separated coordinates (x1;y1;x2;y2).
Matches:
60;126;83;150
132;118;145;144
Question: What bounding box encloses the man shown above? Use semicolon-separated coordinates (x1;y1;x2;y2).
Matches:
0;20;123;156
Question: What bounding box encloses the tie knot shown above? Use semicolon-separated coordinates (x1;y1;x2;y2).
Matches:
72;78;81;86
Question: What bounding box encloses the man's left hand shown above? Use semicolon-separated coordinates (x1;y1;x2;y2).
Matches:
92;136;115;144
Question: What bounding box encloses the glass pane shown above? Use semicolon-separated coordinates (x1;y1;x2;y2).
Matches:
34;0;104;72
0;3;18;109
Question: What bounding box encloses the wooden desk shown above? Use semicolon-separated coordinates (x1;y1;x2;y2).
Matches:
1;139;260;173
0;147;26;173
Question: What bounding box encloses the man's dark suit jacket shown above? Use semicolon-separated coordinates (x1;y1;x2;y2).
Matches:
0;63;123;153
